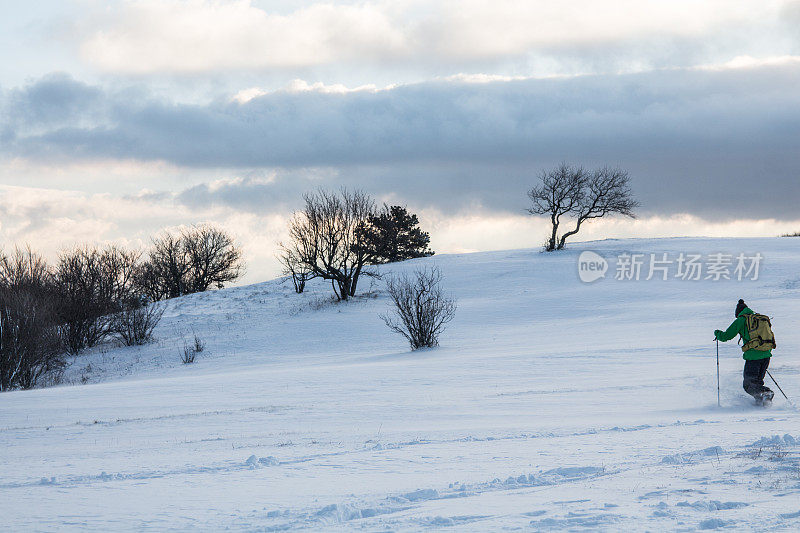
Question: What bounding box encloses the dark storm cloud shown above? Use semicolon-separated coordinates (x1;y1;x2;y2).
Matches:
3;64;800;220
176;173;314;212
4;73;104;126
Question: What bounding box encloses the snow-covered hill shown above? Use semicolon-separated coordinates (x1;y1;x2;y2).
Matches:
2;237;800;531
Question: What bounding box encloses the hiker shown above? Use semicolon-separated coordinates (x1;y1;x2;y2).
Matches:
714;299;775;403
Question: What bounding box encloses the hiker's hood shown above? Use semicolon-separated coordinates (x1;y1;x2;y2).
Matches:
737;307;754;318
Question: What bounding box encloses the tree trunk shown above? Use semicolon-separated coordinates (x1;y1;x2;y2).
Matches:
337;278;350;301
547;217;559;252
557;218;584;250
349;266;362;297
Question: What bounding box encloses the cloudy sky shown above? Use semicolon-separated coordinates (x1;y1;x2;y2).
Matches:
2;0;800;283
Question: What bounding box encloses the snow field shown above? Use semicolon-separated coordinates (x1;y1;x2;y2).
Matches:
1;237;800;531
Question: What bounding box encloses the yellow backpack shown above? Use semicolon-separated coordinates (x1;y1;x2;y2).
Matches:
741;313;776;352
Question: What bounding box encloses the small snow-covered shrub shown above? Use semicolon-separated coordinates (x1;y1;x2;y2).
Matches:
180;344;196;364
381;267;456;350
112;300;165;346
192;333;205;354
180;333;204;364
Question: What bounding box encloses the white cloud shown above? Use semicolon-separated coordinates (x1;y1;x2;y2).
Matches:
0;183;290;284
424;0;749;57
692;54;800;71
205;175;276;191
0;156;190;192
76;0;793;75
232;79;384;103
231;88;268;104
81;0;409;74
442;73;534;84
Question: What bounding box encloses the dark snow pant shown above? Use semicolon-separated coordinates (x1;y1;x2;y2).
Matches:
743;357;772;398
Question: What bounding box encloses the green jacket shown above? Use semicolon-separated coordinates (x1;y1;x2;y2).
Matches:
714;307;772;361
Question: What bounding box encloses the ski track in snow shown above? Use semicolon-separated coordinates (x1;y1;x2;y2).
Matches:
2;237;800;531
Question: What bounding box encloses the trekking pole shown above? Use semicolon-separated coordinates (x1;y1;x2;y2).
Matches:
766;370;796;409
716;339;721;407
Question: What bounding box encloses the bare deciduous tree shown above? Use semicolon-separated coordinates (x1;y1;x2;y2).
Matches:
277;244;315;293
0;248;65;391
100;246;142;304
0;246;54;302
527;164;638;251
140;225;243;300
556;167;639;250
55;245;141;354
134;260;167;303
55;247;105;353
527;163;587;251
285;189;377;300
145;231;191;299
0;287;65;390
381;267;456;350
183;225;244;292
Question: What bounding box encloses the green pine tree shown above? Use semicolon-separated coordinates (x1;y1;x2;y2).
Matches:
359;205;434;264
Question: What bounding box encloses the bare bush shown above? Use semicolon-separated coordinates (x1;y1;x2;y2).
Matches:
0;287;65;390
55;247;106;353
183;225;244;292
54;245;141;354
112;299;165;346
143;231;190;300
527;163;638;251
180;333;205;364
0;246;52;292
180;344;196;364
192;333;205;354
381;267;456;350
285;189;377;301
141;225;243;300
101;246;142;303
0;248;65;391
277;244;315;293
134;260;167;303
